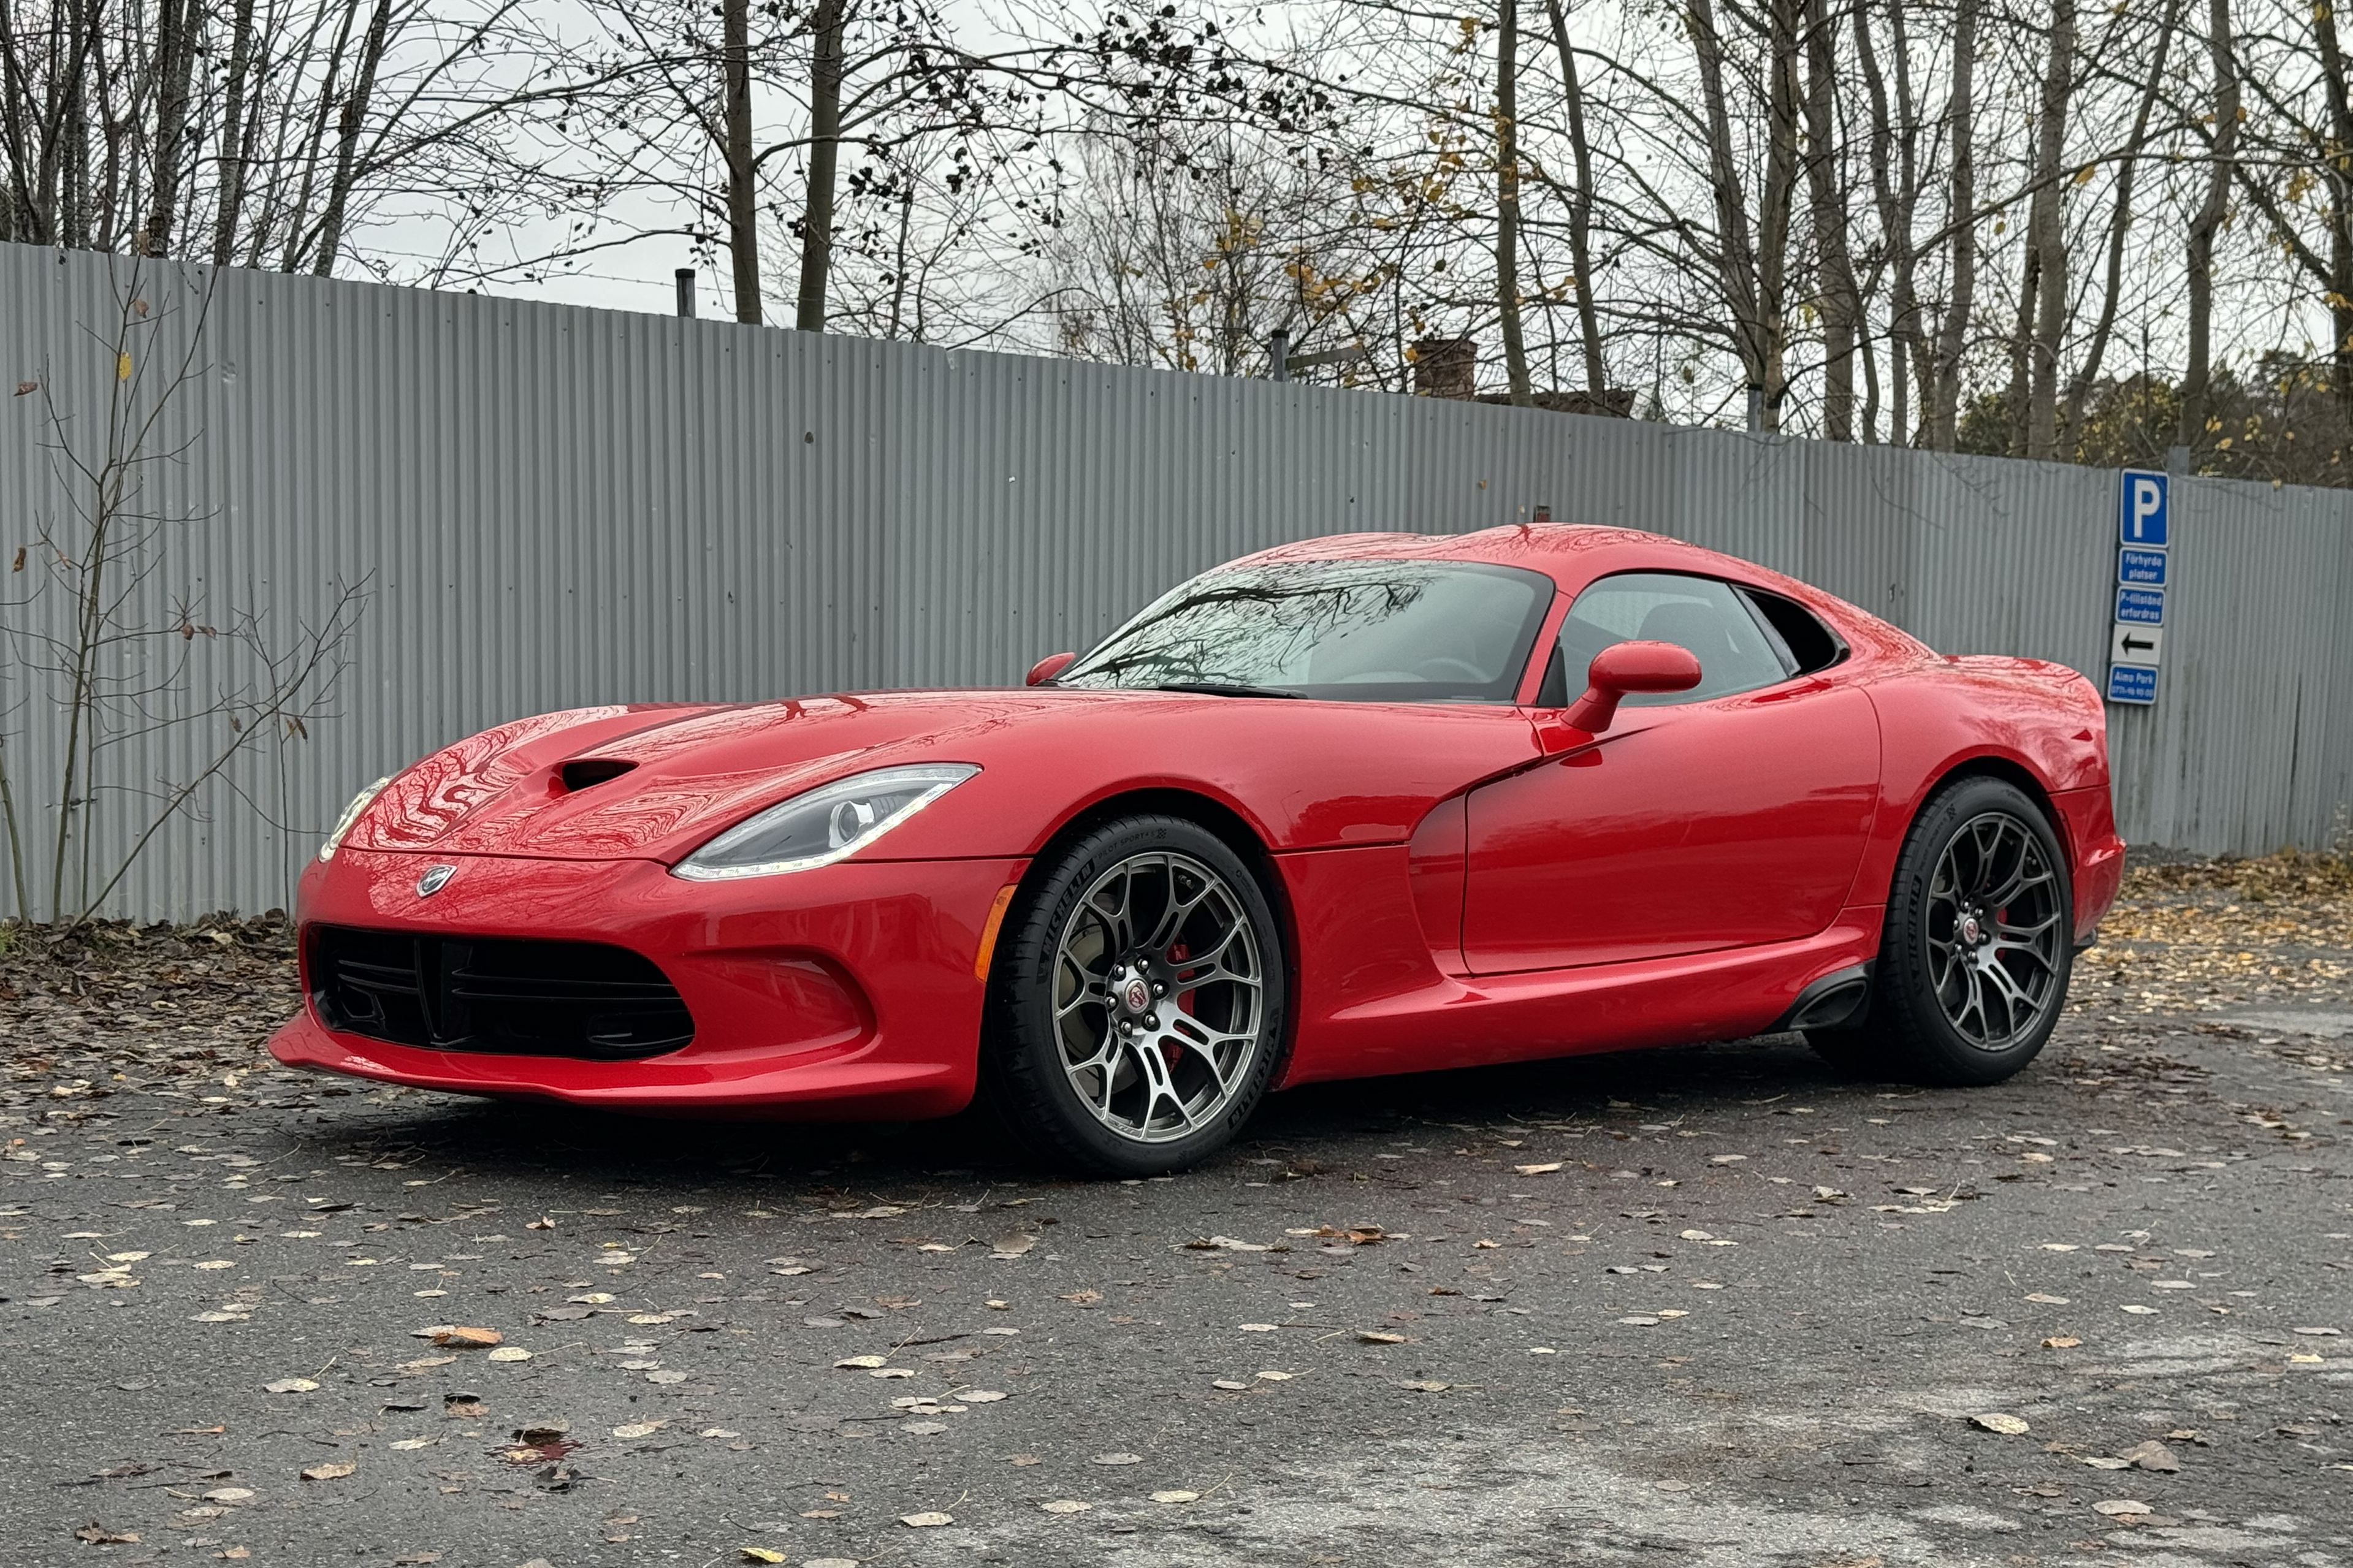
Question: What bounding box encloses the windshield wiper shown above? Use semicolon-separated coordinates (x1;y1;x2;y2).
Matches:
1150;681;1304;699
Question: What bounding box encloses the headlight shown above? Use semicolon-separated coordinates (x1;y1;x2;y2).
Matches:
318;776;392;862
671;763;980;881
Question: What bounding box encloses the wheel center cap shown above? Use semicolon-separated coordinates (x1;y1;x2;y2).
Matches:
1119;975;1152;1014
1959;914;1983;944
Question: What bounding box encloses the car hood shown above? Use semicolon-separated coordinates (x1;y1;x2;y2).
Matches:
345;693;1082;861
340;687;1544;863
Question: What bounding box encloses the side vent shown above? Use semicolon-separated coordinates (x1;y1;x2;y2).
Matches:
559;757;638;792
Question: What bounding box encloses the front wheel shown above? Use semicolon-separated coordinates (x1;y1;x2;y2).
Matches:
1809;776;2073;1086
980;815;1287;1176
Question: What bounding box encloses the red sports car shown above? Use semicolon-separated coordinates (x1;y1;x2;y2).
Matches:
271;525;2124;1174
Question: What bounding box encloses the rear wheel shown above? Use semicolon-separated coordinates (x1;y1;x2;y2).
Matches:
1808;776;2072;1086
980;815;1287;1176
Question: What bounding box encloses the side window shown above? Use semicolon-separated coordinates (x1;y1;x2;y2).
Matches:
1543;572;1794;706
1741;587;1845;675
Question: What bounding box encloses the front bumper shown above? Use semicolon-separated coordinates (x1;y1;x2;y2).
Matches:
268;848;1023;1117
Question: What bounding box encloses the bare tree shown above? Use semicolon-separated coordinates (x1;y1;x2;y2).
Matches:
1;263;366;927
2178;0;2237;451
1802;0;1857;440
1924;0;1979;448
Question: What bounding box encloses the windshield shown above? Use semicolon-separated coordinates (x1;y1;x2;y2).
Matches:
1054;558;1555;704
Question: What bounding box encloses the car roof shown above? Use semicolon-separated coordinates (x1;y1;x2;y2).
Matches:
1232;525;1928;659
1238;524;1753;590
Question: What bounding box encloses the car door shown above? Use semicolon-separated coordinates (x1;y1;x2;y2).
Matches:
1459;571;1879;974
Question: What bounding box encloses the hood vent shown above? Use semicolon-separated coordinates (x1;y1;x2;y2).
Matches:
559;757;638;793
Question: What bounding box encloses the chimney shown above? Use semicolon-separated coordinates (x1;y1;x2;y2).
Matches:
1413;336;1476;400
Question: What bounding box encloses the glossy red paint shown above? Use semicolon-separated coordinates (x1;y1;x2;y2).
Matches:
270;524;2126;1116
1560;637;1701;732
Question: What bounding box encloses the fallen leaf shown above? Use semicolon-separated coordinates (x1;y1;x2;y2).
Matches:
2042;1336;2083;1349
1040;1499;1091;1513
486;1347;532;1362
1254;1369;1294;1381
1091;1452;1143;1465
612;1421;667;1439
2120;1439;2181;1472
834;1355;888;1369
431;1326;501;1349
75;1526;140;1545
1970;1413;2031;1435
2024;1293;2070;1305
868;1367;915;1379
263;1378;319;1395
1238;1322;1279;1332
2092;1499;2152;1517
1187;1235;1270;1252
389;1438;438;1451
1514;1162;1563;1175
1396;1379;1449;1391
739;1550;787;1564
991;1234;1037;1256
300;1461;357;1482
1151;1490;1200;1503
899;1511;953;1527
2120;1304;2159;1315
958;1389;1007;1402
1358;1330;1409;1344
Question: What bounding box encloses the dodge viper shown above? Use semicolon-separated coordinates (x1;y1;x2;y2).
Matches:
270;525;2125;1174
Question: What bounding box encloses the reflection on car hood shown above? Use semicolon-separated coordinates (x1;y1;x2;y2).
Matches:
345;692;1075;861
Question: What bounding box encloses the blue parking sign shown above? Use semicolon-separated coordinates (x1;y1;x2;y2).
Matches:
2119;547;2167;585
2120;470;2168;546
2115;586;2165;625
2107;664;2156;704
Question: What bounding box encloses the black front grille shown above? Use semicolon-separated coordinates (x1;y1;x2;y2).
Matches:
308;926;695;1060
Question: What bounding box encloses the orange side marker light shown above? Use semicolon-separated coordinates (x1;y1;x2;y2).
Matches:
973;883;1020;980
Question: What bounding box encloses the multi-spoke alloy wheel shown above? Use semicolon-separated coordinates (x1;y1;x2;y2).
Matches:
1924;810;2065;1050
982;815;1287;1175
1051;851;1264;1143
1807;775;2073;1087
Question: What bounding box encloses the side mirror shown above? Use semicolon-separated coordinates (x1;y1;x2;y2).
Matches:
1560;639;1701;734
1024;652;1077;687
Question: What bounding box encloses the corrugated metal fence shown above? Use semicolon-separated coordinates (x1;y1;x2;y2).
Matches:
3;243;2349;920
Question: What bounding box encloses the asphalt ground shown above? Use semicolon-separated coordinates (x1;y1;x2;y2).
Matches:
3;857;2350;1568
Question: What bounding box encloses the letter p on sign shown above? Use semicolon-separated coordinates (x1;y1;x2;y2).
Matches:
2121;470;2168;546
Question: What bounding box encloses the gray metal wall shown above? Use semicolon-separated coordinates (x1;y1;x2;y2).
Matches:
3;243;2349;920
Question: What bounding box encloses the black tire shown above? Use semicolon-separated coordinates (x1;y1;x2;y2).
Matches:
1807;776;2073;1086
978;815;1289;1176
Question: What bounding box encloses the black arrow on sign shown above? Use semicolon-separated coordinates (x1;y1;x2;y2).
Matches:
2121;633;2157;655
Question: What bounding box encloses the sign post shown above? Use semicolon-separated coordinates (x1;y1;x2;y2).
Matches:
2106;470;2168;705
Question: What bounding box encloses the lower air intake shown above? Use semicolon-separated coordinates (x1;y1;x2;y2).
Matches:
307;925;694;1059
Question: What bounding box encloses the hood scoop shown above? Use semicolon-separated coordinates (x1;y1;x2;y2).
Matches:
559;757;639;793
